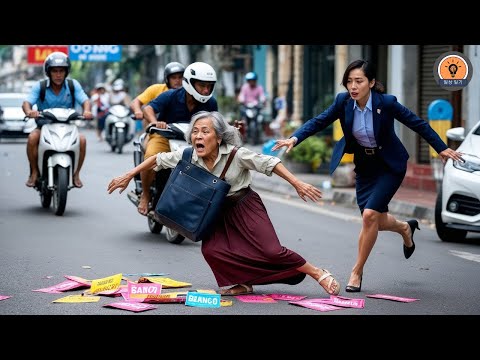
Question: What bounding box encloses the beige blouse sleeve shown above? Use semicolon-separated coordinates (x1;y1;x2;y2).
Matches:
154;148;184;171
234;146;281;176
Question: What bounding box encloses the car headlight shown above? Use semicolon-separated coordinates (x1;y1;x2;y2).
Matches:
453;153;480;173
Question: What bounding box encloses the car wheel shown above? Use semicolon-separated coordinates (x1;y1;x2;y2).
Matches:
434;187;467;242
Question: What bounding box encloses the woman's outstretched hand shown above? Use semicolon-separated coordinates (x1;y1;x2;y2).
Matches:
293;181;323;202
108;173;133;194
271;138;296;153
438;148;464;164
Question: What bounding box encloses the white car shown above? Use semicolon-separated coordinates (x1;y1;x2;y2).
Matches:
0;92;33;139
435;121;480;242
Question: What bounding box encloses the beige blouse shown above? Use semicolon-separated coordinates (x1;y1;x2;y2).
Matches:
155;143;281;195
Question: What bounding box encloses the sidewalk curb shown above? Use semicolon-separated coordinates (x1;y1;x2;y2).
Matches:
251;172;434;224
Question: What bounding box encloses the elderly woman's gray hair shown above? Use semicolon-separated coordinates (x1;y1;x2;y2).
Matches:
186;111;243;147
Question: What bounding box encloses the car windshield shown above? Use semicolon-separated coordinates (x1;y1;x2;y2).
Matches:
0;97;25;107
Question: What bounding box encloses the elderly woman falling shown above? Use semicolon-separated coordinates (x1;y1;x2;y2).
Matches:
107;110;340;296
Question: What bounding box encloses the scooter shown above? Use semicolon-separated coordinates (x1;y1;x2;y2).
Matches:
25;108;84;216
104;104;136;154
241;101;264;145
127;122;190;244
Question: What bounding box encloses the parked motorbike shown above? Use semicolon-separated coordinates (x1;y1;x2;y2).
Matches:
127;122;190;244
104;104;136;154
241;102;264;145
25;108;84;216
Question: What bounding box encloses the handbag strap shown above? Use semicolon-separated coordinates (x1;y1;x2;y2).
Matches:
220;146;239;179
182;146;194;161
182;146;238;180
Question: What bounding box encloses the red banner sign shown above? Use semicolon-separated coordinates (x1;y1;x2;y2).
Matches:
27;46;69;64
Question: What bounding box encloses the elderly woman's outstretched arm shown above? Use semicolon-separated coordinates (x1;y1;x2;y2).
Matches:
107;155;158;194
272;162;323;203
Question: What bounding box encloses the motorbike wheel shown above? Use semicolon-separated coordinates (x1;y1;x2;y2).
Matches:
164;227;185;244
116;132;125;154
247;119;259;145
148;214;163;234
40;187;52;208
53;166;69;216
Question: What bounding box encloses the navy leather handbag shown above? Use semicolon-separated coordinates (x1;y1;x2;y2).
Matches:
154;146;238;242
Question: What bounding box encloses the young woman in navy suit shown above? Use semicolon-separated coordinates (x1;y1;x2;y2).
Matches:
272;59;464;292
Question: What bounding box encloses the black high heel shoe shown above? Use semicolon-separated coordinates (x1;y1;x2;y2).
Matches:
345;274;363;293
404;219;420;259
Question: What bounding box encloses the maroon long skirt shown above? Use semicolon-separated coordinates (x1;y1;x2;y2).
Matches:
201;187;307;288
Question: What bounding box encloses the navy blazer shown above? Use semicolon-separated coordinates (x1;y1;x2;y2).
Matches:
291;91;448;175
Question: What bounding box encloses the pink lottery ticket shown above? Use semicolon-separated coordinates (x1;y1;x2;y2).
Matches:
104;301;157;312
32;279;89;293
265;294;307;301
289;299;346;312
64;275;91;287
312;295;365;308
366;294;419;302
234;295;277;303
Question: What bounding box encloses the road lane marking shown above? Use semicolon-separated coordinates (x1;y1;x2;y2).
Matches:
449;250;480;263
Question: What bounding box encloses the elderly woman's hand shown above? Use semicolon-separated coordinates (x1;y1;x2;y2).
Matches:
294;180;323;202
107;173;133;194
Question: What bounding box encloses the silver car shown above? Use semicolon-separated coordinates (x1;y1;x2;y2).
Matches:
0;92;32;139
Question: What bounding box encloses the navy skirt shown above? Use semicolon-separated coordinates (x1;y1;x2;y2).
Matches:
354;149;406;213
201;187;307;288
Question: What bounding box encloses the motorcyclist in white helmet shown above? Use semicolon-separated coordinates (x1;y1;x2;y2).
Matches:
22;51;93;188
136;62;218;216
109;78;131;106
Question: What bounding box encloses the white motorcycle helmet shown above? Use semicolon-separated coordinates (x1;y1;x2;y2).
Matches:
112;78;125;91
182;62;217;103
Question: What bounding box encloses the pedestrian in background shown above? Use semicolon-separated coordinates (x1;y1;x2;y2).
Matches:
272;59;464;292
90;83;110;141
109;79;131;106
107;110;340;297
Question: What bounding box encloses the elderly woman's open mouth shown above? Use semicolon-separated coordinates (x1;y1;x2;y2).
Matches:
195;143;206;155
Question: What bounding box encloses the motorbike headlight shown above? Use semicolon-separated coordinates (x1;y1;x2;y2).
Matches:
453;154;480;173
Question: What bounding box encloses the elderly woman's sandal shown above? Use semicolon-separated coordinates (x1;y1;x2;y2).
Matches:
219;284;253;296
318;269;340;296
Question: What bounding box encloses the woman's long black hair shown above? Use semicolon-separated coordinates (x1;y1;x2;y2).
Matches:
342;59;385;94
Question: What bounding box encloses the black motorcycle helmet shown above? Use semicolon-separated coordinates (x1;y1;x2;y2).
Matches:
44;51;71;78
164;62;185;88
